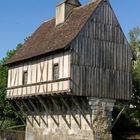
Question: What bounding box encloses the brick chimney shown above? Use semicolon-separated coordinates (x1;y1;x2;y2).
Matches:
56;0;81;26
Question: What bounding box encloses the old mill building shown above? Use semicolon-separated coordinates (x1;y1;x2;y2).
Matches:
5;0;134;140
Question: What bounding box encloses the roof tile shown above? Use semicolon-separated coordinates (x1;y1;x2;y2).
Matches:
6;0;101;65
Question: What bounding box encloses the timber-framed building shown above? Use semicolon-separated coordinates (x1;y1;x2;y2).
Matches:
5;0;134;139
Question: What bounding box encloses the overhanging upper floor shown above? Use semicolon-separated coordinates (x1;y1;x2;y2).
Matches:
6;51;71;99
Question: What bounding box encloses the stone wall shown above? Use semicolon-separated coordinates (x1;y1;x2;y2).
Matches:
25;98;115;140
89;98;115;140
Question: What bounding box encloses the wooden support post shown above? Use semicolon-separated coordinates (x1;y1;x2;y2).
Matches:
12;100;33;126
50;96;71;128
60;96;81;129
81;98;92;124
111;102;129;129
71;97;93;129
21;100;40;127
36;96;59;127
27;98;48;127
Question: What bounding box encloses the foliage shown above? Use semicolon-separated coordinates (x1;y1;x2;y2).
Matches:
129;27;140;118
0;120;16;129
129;27;140;58
0;44;22;65
0;44;22;128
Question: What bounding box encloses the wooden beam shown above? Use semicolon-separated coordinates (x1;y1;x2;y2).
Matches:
71;97;93;130
12;100;33;126
27;98;48;127
10;101;26;125
21;100;40;127
7;90;69;99
50;96;71;128
7;77;70;90
60;96;81;129
36;96;59;127
111;102;130;129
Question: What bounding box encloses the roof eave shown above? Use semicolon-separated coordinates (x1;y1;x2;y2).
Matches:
4;46;71;67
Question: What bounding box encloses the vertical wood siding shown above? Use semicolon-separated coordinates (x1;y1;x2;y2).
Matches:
71;1;132;100
7;51;71;98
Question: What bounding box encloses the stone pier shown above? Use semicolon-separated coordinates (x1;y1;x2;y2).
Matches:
89;98;115;140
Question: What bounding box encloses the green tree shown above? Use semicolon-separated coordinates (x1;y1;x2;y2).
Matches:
129;27;140;102
129;27;140;58
129;27;140;120
0;44;23;128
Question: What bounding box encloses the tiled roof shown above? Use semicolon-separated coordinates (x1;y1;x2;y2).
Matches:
6;0;101;65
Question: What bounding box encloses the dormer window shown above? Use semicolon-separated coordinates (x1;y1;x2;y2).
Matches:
23;71;28;85
53;64;59;80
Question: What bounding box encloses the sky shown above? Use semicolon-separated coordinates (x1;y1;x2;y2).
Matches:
0;0;140;60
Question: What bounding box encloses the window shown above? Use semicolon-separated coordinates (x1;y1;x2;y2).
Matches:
23;71;28;85
53;64;59;80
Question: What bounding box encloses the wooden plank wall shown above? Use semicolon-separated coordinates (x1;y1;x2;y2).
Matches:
7;51;71;98
71;1;132;100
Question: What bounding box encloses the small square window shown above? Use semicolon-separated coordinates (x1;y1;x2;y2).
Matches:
23;71;28;85
53;64;59;80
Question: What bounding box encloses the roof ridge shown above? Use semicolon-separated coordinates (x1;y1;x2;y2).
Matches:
44;17;55;23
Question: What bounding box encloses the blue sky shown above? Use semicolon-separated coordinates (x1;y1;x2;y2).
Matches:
0;0;140;59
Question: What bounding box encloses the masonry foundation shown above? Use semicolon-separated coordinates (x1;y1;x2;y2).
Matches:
89;98;115;140
25;97;115;140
